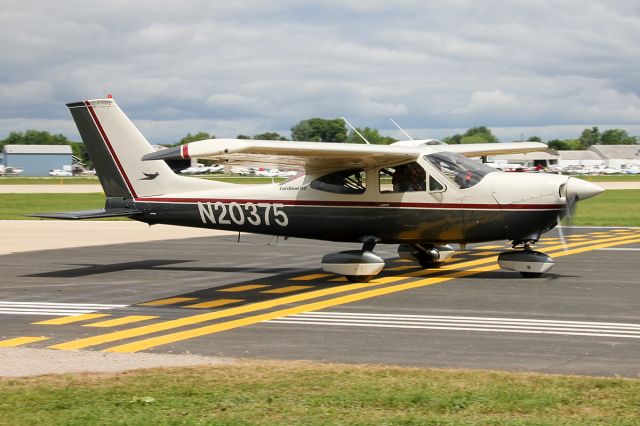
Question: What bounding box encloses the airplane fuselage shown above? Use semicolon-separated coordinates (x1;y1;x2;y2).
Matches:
122;161;569;245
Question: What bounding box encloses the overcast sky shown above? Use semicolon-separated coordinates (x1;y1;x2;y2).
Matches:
1;1;639;144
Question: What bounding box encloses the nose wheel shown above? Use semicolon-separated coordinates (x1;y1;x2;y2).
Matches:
397;243;455;269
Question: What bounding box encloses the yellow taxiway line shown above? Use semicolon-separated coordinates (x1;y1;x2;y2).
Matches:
48;232;640;351
0;336;49;347
46;232;640;352
105;235;640;353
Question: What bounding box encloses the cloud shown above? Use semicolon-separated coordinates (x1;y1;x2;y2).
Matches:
1;1;639;143
456;90;519;114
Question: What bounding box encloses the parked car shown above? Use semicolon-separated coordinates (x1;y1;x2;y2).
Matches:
49;169;73;177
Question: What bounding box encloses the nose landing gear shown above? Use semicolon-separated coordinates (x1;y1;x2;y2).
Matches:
398;243;456;269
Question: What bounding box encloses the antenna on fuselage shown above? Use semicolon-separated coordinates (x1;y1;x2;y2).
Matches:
390;118;414;141
341;117;370;144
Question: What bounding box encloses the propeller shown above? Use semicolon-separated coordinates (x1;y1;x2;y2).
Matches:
557;193;578;251
557;178;603;250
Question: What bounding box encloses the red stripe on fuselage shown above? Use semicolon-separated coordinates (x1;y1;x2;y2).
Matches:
85;101;138;198
135;197;564;211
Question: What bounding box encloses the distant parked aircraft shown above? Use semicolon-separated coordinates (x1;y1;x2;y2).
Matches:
0;165;24;176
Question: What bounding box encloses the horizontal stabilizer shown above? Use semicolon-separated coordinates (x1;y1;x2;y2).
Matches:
28;208;142;220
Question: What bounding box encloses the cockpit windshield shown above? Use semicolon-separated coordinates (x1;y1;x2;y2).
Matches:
425;152;495;189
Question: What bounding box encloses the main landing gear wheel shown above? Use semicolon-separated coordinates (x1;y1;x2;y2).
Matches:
520;271;543;278
498;240;555;278
321;236;385;283
346;275;375;283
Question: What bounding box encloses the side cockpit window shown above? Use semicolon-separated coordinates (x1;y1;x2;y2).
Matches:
429;175;444;192
425;152;495;189
380;161;427;193
311;169;366;194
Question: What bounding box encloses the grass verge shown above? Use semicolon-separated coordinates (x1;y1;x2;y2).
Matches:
0;176;100;184
571;189;640;226
0;193;119;220
573;174;640;182
1;361;639;425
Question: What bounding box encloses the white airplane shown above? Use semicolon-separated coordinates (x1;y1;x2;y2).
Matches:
181;164;224;174
48;169;73;177
0;165;24;176
180;164;209;175
32;98;604;281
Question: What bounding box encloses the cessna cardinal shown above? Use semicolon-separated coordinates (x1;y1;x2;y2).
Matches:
33;98;603;281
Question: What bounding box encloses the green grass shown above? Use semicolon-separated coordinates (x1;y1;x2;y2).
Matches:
0;361;638;425
572;189;640;226
0;176;101;184
0;193;111;220
572;174;640;182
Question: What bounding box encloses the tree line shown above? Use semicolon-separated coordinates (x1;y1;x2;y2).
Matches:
546;127;638;150
172;119;396;146
2;121;638;168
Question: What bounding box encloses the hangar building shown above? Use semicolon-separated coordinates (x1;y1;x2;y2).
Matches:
588;145;640;168
2;144;73;176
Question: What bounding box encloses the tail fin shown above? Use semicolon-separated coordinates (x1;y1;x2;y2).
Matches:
67;98;215;198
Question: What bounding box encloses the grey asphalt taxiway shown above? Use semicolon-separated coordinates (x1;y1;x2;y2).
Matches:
1;226;639;377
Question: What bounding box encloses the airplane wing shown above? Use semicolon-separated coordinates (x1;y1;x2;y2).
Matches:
142;139;421;172
142;139;550;172
442;142;550;157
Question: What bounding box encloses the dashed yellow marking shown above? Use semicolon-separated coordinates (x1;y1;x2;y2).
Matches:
83;315;158;328
139;297;199;306
393;259;412;263
48;233;640;352
33;313;110;325
0;336;49;347
104;235;640;353
470;251;499;256
184;299;244;309
218;284;270;292
104;266;499;353
261;286;313;294
475;245;503;249
290;273;333;281
328;277;349;282
385;265;421;271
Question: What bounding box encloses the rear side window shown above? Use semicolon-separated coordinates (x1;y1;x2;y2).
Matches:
311;169;366;194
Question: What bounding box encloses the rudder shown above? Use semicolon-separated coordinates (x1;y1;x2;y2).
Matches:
67;98;215;199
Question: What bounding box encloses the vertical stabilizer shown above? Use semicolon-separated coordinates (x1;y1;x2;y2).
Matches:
67;98;215;198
